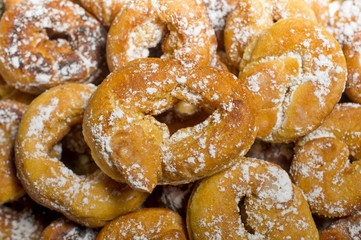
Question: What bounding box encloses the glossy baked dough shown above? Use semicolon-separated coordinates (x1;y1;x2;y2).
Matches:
83;58;256;193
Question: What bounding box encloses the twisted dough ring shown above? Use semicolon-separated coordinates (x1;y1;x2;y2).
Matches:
0;100;26;204
15;83;148;227
328;0;361;104
0;205;44;240
238;18;346;142
0;0;106;94
40;218;97;240
83;58;256;193
106;0;218;71
290;103;361;218
96;208;187;240
224;0;316;70
187;157;318;239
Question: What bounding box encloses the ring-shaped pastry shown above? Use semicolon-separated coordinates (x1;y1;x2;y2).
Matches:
0;0;106;94
225;0;316;70
106;0;218;71
187;157;318;239
83;58;256;193
291;103;361;217
15;83;148;227
96;208;187;240
238;18;346;142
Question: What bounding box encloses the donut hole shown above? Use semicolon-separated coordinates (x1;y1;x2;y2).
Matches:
45;28;70;43
60;149;98;176
238;198;256;235
148;41;163;58
52;124;98;176
154;101;212;135
349;155;358;164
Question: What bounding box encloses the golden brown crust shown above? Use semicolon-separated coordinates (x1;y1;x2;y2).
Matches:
0;205;44;240
83;58;256;193
225;0;316;70
239;18;347;142
96;208;187;240
79;0;128;27
291;103;361;218
328;0;361;104
0;100;26;204
187;157;318;239
0;0;106;94
15;83;148;227
106;0;218;71
319;212;361;240
40;218;97;240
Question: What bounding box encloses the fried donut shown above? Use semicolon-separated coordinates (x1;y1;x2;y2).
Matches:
0;0;106;94
290;103;361;218
78;0;127;27
224;0;316;70
106;0;218;71
187;157;318;239
15;83;148;227
40;218;97;240
238;18;346;142
0;205;44;240
83;58;256;193
328;0;361;104
319;211;361;239
0;100;26;205
96;208;187;240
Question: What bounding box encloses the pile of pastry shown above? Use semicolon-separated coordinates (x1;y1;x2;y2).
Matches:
1;0;360;239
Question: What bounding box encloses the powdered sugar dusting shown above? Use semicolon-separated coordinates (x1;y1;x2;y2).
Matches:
0;207;43;240
0;0;105;92
203;0;236;30
189;157;317;239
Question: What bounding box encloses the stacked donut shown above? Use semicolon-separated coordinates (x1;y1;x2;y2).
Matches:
0;0;360;239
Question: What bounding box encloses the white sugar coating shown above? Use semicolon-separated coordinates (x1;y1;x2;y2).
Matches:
189;158;319;239
202;0;236;30
234;159;293;204
101;210;183;239
0;0;105;91
348;219;361;239
226;0;316;66
63;226;97;240
0;208;42;240
26;98;59;137
242;23;345;142
0;104;23;146
328;0;361;46
304;0;330;23
108;0;218;70
87;109;113;164
125;18;165;63
259;164;293;203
